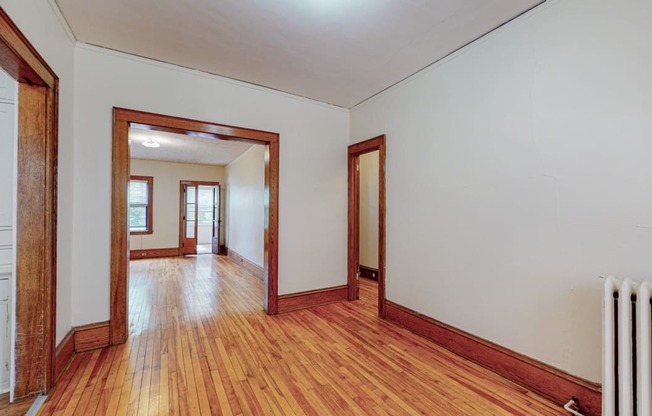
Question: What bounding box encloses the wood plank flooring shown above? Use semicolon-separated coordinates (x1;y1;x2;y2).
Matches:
1;392;36;415
36;255;564;415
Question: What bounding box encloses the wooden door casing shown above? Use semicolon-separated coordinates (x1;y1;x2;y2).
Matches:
113;108;280;345
0;8;60;397
348;135;386;318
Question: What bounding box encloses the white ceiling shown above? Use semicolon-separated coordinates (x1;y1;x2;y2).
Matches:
55;0;541;108
129;127;254;166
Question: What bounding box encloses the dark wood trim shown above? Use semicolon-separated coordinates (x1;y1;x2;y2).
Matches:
179;180;221;186
44;79;58;395
130;247;180;260
226;248;264;279
15;82;57;399
384;300;602;416
54;320;115;384
358;265;379;281
264;141;279;314
129;175;154;235
14;84;47;399
0;7;59;397
110;117;130;345
54;330;74;383
117;109;278;143
74;321;111;353
111;108;280;347
219;245;228;255
348;135;386;317
0;8;56;88
347;148;359;301
278;285;348;313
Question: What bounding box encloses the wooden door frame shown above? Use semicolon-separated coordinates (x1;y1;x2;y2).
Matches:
0;8;59;398
111;108;280;344
348;135;386;317
178;180;221;255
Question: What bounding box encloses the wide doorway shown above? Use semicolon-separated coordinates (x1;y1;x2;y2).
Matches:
111;108;281;346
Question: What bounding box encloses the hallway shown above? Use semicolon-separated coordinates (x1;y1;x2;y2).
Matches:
36;256;563;415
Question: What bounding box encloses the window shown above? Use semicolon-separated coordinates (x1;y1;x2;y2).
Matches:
129;176;153;234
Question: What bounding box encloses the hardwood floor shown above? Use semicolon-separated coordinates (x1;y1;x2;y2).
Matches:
1;392;36;415
37;255;564;415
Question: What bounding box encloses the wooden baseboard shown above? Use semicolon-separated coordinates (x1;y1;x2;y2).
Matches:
54;321;111;382
73;321;111;352
278;285;348;313
226;248;263;279
359;265;379;280
384;301;601;416
130;247;180;260
54;329;75;382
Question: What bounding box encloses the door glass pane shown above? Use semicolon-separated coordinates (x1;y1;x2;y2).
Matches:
186;207;196;221
186;186;196;203
186;221;195;238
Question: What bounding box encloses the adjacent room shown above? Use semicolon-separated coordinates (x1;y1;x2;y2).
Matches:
2;0;652;415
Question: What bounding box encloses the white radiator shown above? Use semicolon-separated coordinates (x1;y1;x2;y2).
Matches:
603;277;652;416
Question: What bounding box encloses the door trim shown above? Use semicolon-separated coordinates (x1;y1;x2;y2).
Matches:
348;135;386;317
111;108;280;344
178;180;220;256
0;7;59;398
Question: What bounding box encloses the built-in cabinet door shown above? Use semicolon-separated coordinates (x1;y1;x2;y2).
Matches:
0;71;15;393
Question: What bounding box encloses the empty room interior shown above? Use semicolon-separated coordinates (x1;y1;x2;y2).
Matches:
1;0;651;415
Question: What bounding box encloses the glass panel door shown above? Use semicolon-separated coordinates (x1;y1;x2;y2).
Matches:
182;184;197;254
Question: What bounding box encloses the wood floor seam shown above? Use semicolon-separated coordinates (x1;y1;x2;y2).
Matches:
25;256;567;416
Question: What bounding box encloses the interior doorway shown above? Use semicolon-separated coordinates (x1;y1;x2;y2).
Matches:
180;181;221;255
111;108;280;346
348;135;386;317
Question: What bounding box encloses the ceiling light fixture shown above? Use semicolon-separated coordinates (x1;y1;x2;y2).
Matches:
142;138;160;148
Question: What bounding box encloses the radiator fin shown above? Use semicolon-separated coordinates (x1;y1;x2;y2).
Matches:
603;277;652;416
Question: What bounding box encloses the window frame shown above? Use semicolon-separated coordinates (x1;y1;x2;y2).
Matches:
129;175;154;235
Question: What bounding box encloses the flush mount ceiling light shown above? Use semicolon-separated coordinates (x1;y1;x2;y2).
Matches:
142;138;160;148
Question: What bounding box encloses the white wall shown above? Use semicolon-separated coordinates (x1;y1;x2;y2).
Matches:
226;146;265;267
0;0;76;346
351;0;652;383
72;44;349;324
359;151;379;269
130;159;226;250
